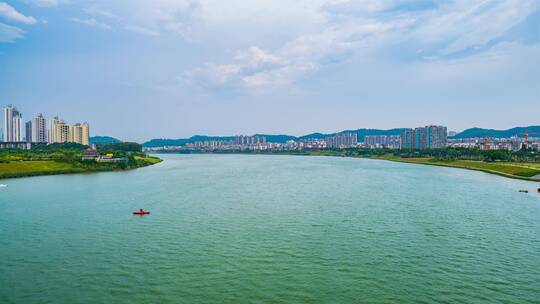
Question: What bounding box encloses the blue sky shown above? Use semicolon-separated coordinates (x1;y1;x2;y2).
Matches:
0;0;539;141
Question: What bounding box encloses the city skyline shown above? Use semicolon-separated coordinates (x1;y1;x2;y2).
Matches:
6;103;535;147
1;104;89;145
1;1;539;141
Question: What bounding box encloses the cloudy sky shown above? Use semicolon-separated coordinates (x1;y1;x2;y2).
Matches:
0;0;539;141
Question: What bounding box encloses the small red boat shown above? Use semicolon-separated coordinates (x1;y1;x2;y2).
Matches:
133;209;150;215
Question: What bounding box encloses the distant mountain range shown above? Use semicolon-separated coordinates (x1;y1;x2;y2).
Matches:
142;129;404;147
140;126;540;147
89;136;121;145
450;126;540;139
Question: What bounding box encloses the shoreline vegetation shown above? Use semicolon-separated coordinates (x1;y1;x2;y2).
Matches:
0;143;161;180
2;144;539;182
158;148;540;182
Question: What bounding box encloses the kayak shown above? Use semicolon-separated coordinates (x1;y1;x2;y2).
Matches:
133;211;150;215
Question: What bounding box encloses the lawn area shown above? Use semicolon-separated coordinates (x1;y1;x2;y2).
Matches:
133;155;162;166
0;161;84;178
508;163;540;169
431;160;540;177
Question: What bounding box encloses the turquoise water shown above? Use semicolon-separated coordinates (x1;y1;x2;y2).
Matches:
1;154;540;303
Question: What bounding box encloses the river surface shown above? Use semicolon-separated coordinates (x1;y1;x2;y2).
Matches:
1;154;539;303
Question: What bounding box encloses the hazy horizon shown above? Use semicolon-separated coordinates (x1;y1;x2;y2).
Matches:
1;0;539;142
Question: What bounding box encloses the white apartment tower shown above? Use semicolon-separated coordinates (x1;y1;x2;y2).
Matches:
27;113;48;143
2;105;24;142
48;117;59;143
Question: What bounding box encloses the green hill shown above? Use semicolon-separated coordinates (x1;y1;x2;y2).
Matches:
89;136;121;145
452;126;540;139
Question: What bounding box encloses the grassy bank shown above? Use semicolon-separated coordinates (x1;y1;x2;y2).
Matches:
287;150;540;182
0;143;162;180
0;161;83;179
373;155;540;181
0;155;162;180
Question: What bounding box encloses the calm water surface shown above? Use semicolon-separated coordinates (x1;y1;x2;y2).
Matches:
1;154;540;303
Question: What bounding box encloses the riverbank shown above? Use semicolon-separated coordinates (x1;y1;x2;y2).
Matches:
283;150;540;182
0;143;162;180
374;155;540;182
0;155;162;180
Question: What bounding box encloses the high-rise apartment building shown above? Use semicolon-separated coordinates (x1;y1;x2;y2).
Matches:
49;117;60;143
426;125;447;148
50;117;70;143
401;129;415;149
3;105;13;142
70;123;89;145
401;126;447;149
26;114;48;143
326;132;358;148
234;135;266;145
364;135;401;148
25;120;32;142
415;127;427;149
49;117;89;145
2;105;24;142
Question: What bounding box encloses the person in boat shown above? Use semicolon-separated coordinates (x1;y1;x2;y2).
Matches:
139;208;145;213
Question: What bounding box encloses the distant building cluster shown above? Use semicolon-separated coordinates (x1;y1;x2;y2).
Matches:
401;125;448;149
186;140;231;149
2;105;90;147
298;138;327;149
326;132;357;148
118;122;539;154
364;135;401;148
448;136;540;151
182;135;272;151
234;135;266;145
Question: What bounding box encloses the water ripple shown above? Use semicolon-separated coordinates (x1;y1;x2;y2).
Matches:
1;154;539;303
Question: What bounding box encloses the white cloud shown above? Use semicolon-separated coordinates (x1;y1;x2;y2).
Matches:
180;0;538;89
322;0;407;15
83;7;118;19
118;0;198;38
0;22;24;42
0;2;37;24
235;47;282;67
125;25;160;36
187;19;395;88
411;0;539;56
416;42;540;83
32;0;536;90
242;62;318;88
72;18;111;30
26;0;63;7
